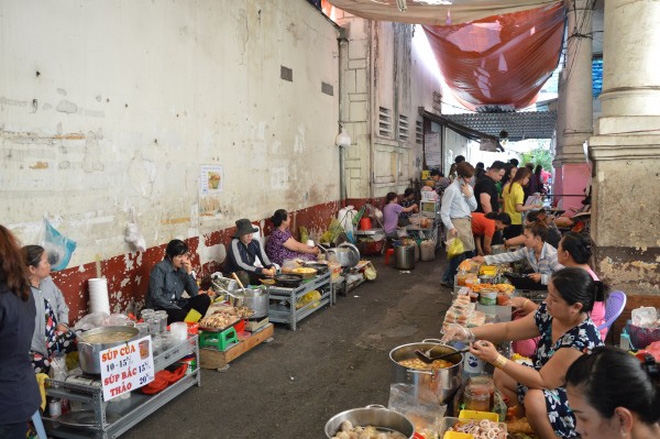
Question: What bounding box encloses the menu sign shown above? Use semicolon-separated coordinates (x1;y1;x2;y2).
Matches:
99;336;155;401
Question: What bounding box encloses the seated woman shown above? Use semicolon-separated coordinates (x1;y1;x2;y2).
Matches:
505;209;561;249
398;188;417;226
225;218;276;286
146;239;211;324
512;232;608;340
265;209;319;266
566;346;660;439
23;245;77;374
443;267;605;439
472;222;563;288
383;192;418;240
471;212;511;256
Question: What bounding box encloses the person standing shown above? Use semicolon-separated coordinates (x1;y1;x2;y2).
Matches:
429;169;450;197
0;225;41;439
474;160;506;214
502;166;539;239
440;161;477;287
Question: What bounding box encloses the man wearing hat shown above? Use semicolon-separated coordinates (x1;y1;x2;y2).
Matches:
225;218;276;286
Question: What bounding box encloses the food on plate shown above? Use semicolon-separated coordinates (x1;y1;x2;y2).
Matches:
398;358;454;370
506;417;534;435
199;313;239;330
332;420;407;439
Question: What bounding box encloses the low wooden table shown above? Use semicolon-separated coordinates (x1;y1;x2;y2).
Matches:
199;323;274;371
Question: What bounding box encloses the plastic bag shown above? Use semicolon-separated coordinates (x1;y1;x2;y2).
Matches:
446;237;464;259
124;207;146;252
39;219;76;271
363;262;377;281
388;383;445;438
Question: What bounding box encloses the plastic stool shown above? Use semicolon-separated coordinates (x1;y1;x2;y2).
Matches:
199;327;239;351
385;248;395;264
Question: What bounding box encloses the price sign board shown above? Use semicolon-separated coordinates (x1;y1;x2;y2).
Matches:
99;336;155;401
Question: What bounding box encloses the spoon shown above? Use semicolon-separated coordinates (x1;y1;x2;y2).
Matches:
414;347;470;364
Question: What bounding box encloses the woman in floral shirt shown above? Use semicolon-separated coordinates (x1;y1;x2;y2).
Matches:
265;209;319;266
443;267;605;439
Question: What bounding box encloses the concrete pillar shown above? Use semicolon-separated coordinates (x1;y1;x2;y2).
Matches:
553;0;593;212
589;0;660;295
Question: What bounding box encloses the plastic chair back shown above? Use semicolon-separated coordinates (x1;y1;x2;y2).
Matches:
597;290;627;332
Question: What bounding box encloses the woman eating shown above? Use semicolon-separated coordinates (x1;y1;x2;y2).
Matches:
443;267;605;439
471;212;511;256
23;245;77;374
566;346;660;439
265;209;319;266
225;218;276;286
146;239;212;324
0;225;41;439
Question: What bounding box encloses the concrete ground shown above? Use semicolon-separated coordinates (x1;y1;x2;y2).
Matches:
122;252;452;439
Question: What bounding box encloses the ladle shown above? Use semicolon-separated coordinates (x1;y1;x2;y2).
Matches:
414;347;470;364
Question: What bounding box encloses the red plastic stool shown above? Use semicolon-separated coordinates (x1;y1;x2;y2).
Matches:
385;248;395;264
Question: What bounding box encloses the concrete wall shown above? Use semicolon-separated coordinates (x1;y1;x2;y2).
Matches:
1;0;341;318
333;14;444;200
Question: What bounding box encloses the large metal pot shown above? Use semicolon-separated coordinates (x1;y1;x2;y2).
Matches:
326;242;360;267
389;339;463;405
242;287;270;319
325;405;414;438
78;326;140;375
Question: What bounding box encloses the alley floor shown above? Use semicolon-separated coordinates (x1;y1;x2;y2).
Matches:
120;252;453;438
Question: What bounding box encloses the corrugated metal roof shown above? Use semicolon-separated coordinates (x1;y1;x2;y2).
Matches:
441;111;557;140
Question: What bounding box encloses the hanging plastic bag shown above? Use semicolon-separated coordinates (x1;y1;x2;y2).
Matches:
446;237;464;259
124;206;146;252
39;219;76;271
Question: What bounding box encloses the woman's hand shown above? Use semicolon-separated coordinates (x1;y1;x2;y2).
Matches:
441;324;475;343
527;273;542;283
262;267;276;277
470;340;499;364
56;323;69;333
471;255;485;264
308;246;320;255
182;255;193;275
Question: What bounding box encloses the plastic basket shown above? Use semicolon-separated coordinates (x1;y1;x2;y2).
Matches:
626;321;660;350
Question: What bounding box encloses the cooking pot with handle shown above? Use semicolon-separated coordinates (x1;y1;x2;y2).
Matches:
78;326;140;375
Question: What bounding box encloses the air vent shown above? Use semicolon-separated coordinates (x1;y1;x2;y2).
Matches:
398;114;409;141
416;119;423;145
321;82;334;96
280;66;293;82
378;106;392;137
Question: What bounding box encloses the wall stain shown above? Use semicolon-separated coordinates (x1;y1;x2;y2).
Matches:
29;161;49;169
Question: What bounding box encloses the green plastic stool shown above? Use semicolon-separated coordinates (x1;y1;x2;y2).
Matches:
199;327;239;351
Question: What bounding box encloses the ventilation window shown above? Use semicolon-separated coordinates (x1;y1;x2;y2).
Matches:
398;114;409;142
321;82;333;96
378;106;392;137
281;66;293;82
416;119;423;145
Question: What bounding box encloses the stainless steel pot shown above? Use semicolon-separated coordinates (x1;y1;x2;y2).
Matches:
78;326;140;375
324;404;414;439
325;242;360;267
243;287;270;319
394;243;415;270
389;339;463;405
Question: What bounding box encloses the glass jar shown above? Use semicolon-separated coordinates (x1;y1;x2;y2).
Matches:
456;272;468;286
136;322;150;337
147;318;160;335
141;308;155;321
464;386;491;412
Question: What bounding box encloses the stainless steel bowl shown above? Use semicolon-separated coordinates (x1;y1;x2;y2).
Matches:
325;405;414;438
78;326;140;375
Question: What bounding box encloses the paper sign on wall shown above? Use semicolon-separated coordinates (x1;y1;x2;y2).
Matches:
200;165;223;195
99;336;155;401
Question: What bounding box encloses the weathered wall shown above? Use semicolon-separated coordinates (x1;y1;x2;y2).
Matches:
1;0;341;319
333;13;444;199
591;157;660;296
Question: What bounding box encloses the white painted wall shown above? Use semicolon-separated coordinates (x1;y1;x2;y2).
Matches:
1;0;339;265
